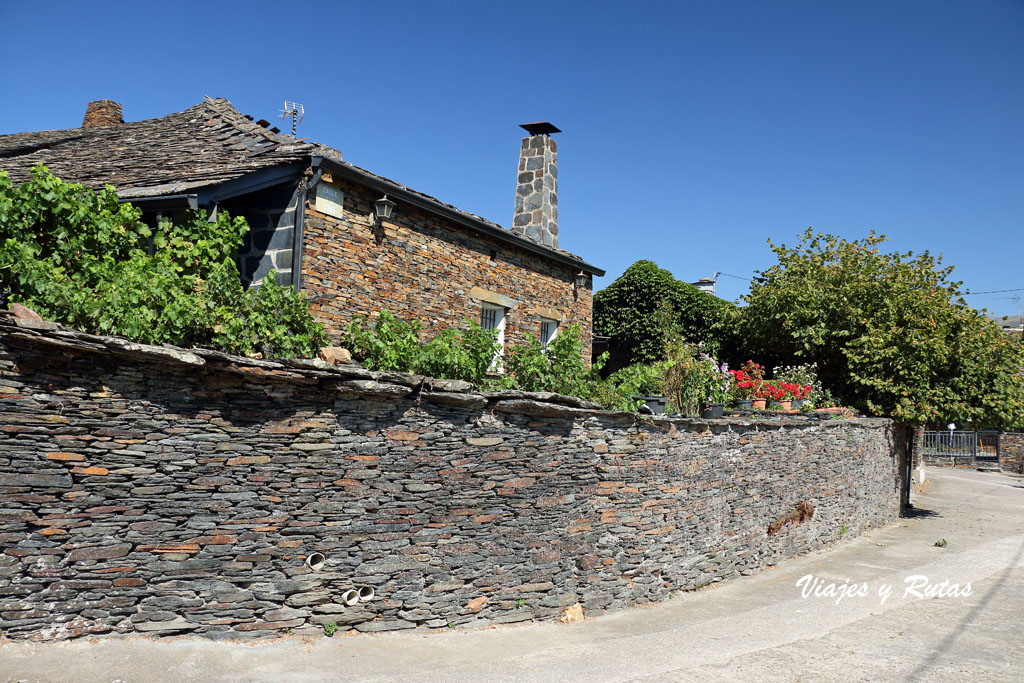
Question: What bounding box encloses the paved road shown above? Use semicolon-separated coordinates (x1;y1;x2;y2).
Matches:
3;468;1023;682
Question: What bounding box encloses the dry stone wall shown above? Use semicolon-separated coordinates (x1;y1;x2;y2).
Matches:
0;314;905;640
1000;432;1024;474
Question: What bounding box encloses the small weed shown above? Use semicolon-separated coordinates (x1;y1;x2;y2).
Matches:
516;599;526;607
323;621;338;637
839;523;849;535
280;627;293;635
934;538;948;548
447;622;456;629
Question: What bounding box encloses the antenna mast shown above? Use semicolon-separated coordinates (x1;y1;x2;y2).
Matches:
280;101;305;137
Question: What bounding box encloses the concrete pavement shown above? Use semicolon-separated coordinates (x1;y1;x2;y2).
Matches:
3;467;1023;682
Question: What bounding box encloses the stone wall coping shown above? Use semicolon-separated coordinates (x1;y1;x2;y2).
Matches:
0;310;890;428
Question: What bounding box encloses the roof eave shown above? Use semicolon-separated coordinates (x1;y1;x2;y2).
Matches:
119;193;199;211
312;156;605;277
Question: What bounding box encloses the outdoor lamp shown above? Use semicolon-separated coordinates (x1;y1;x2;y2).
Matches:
574;271;587;289
374;195;396;223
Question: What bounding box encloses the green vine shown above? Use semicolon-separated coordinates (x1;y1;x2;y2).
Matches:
0;166;326;358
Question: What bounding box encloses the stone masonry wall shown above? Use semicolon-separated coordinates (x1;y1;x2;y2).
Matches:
1000;432;1024;474
300;179;593;361
0;315;904;640
512;135;558;248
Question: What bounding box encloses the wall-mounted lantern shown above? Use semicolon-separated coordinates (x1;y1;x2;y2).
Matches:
574;271;587;289
374;195;396;224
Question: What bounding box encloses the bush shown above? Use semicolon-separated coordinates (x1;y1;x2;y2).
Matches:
503;324;640;411
740;229;1024;425
341;312;638;410
417;324;501;384
662;341;730;416
593;260;738;372
503;323;598;394
0;166;326;357
607;363;668;397
340;311;425;372
341;312;500;385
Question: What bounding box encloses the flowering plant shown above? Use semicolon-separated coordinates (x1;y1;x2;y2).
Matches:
758;381;787;402
770;382;812;400
729;361;764;400
773;364;821;402
663;340;731;415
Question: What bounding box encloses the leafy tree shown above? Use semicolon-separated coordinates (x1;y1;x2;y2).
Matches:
0;166;326;357
593;260;738;372
739;229;1024;426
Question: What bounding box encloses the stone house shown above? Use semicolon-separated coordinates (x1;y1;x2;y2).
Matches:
0;98;604;361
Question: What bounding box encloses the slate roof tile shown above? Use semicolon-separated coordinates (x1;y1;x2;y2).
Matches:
0;97;600;271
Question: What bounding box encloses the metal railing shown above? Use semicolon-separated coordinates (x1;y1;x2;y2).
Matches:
977;430;1000;462
922;430;977;463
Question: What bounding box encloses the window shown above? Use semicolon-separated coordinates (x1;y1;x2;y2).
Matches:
539;318;558;346
481;303;506;371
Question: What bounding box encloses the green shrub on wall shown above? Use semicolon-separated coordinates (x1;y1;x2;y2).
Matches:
342;312;638;410
502;323;600;396
341;311;499;385
593;260;738;372
607;362;669;397
0;166;326;358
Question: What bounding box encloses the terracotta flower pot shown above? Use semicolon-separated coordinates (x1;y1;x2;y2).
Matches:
779;400;792;411
752;399;767;410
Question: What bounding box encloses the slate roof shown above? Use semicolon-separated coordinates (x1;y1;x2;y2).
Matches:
0;97;339;198
990;314;1023;330
0;97;603;274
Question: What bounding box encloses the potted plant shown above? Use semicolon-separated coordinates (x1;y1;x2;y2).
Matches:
609;362;669;415
730;361;764;409
701;362;730;418
773;364;821;411
790;383;812;409
663;341;729;418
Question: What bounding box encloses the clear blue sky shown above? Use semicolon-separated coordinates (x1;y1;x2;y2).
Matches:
2;1;1021;314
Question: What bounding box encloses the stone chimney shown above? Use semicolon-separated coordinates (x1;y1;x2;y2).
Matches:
82;100;123;128
513;122;560;248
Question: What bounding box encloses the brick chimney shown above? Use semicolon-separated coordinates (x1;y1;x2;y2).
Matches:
513;122;560;249
82;100;123;128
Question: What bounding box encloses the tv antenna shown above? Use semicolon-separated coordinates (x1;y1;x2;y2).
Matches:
280;101;305;137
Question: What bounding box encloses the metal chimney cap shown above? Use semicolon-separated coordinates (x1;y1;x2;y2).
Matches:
519;122;561;136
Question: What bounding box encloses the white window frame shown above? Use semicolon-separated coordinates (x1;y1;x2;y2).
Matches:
539;318;559;347
480;303;506;372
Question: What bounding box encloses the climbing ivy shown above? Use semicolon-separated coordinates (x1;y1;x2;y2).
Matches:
593;260;738;372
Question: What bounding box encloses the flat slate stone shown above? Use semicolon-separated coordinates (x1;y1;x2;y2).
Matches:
134;617;199;632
